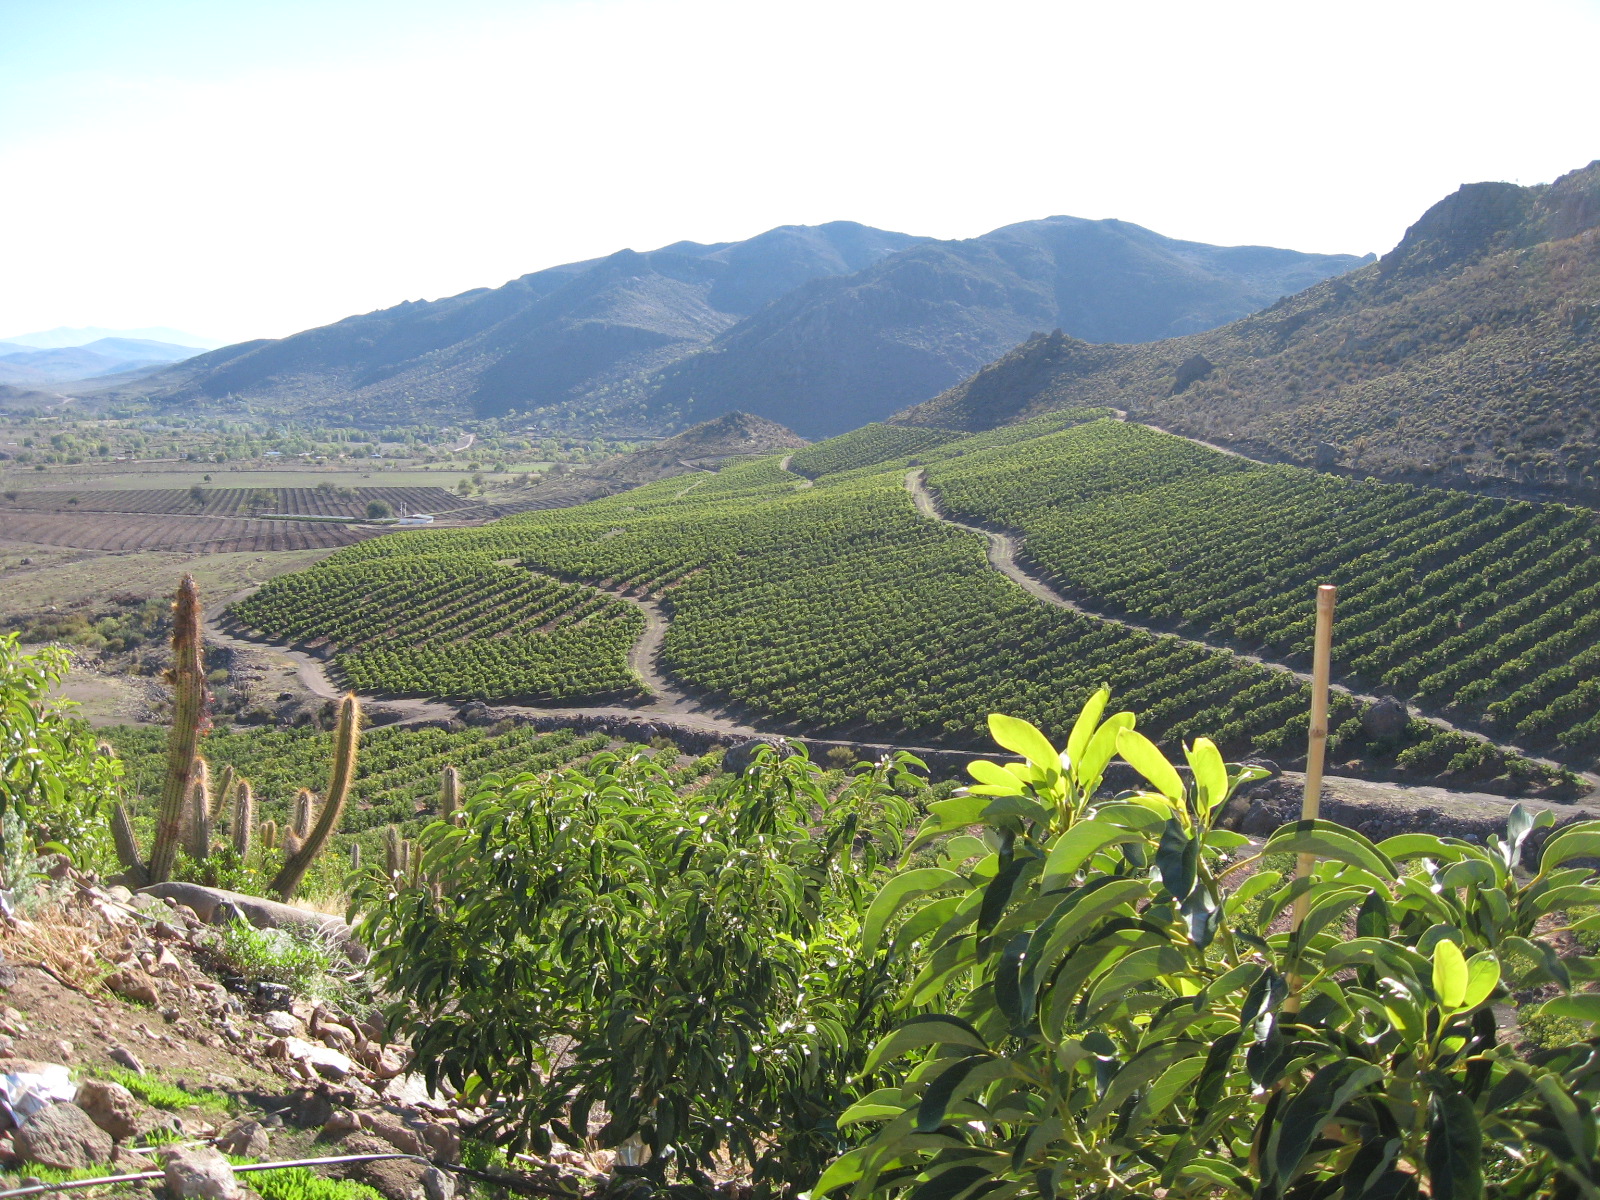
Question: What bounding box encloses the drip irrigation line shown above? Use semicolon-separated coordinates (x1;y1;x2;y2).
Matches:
0;1150;583;1199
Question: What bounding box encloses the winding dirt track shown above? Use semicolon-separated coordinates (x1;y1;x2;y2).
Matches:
904;468;1599;794
200;444;1597;800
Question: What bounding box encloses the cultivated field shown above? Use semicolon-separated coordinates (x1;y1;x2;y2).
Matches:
0;510;388;553
0;484;467;518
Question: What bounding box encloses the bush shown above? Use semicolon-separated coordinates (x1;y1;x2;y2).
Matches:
818;690;1600;1200
0;634;120;875
356;747;923;1195
365;499;393;520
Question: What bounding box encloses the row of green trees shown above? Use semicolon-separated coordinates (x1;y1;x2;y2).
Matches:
923;419;1600;756
359;690;1600;1199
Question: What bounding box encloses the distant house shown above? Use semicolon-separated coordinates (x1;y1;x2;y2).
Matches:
396;513;435;525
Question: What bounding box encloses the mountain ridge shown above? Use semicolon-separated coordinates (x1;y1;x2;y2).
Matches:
895;161;1600;499
104;217;1365;435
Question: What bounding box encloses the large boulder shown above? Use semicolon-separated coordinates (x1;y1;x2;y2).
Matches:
135;883;366;963
14;1102;115;1169
163;1145;241;1200
1361;696;1410;743
74;1079;145;1141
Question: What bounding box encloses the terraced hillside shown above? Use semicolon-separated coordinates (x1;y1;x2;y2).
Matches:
921;418;1600;758
233;410;1582;796
232;560;644;702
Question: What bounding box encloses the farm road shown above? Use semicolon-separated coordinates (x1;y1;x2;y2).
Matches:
903;468;1600;796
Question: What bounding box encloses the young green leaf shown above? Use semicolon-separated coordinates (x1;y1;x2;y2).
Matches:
1065;686;1110;769
1116;728;1184;803
986;714;1060;775
1432;939;1468;1010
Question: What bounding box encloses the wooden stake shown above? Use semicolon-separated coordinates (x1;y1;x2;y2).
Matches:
1286;584;1336;1010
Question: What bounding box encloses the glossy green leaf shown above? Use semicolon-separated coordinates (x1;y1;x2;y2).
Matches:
864;868;965;953
1116;728;1183;802
1184;737;1228;814
986;714;1060;774
1539;820;1600;873
1040;819;1142;886
1263;819;1396;880
1534;993;1600;1024
864;1015;989;1073
1425;1085;1482;1200
1065;686;1110;770
1433;939;1468;1010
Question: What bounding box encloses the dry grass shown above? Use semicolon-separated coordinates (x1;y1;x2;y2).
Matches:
0;893;116;992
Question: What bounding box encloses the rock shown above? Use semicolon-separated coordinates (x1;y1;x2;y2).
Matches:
1170;353;1215;394
269;1037;354;1081
262;1011;303;1038
319;1024;357;1052
1361;696;1411;742
163;1146;241;1200
339;1133;431;1200
361;1112;424;1156
457;701;495;727
14;1103;115;1170
104;970;159;1006
0;964;17;993
107;1046;146;1075
75;1079;145;1141
414;1121;460;1161
134;883;368;964
216;1119;270;1159
323;1109;362;1136
421;1168;455;1200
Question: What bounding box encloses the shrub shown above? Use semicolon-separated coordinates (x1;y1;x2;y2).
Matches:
818;689;1600;1200
356;746;922;1195
0;634;120;875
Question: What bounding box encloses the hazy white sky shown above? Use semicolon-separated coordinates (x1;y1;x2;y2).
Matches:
2;0;1597;344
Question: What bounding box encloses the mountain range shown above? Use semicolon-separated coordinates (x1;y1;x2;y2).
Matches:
897;160;1600;499
105;218;1367;437
0;337;204;387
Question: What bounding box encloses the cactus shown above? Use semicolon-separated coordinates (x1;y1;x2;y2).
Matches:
147;575;207;882
270;692;360;899
231;780;255;858
440;765;462;824
283;789;314;858
109;802;149;887
260;819;279;852
383;825;412;878
349;842;362;871
184;756;213;860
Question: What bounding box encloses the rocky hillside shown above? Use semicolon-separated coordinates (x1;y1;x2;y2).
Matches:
899;161;1600;499
108;223;927;428
109;219;1363;437
491;410;807;511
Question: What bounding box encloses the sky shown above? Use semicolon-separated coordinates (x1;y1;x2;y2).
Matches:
2;0;1597;345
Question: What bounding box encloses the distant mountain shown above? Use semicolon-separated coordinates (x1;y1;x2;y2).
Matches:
116;222;928;427
644;218;1365;436
0;337;201;386
896;161;1600;499
2;326;221;350
107;218;1364;436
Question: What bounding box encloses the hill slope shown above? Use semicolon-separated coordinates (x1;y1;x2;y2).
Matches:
644;217;1365;436
110;219;1363;435
113;223;928;426
899;161;1600;498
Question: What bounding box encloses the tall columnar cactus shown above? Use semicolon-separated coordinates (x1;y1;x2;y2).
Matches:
260;819;279;852
283;790;315;858
147;575;207;882
184;756;213;861
231;779;255;858
440;765;461;824
383;824;414;880
349;842;362;871
270;692;360;899
109;801;148;887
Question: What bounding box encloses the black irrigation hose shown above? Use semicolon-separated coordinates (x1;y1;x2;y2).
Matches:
0;1150;578;1200
0;1152;428;1196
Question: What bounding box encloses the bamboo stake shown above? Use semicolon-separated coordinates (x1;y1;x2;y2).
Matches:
1286;583;1336;1011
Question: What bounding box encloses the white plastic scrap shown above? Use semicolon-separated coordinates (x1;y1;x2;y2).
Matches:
0;1063;75;1127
